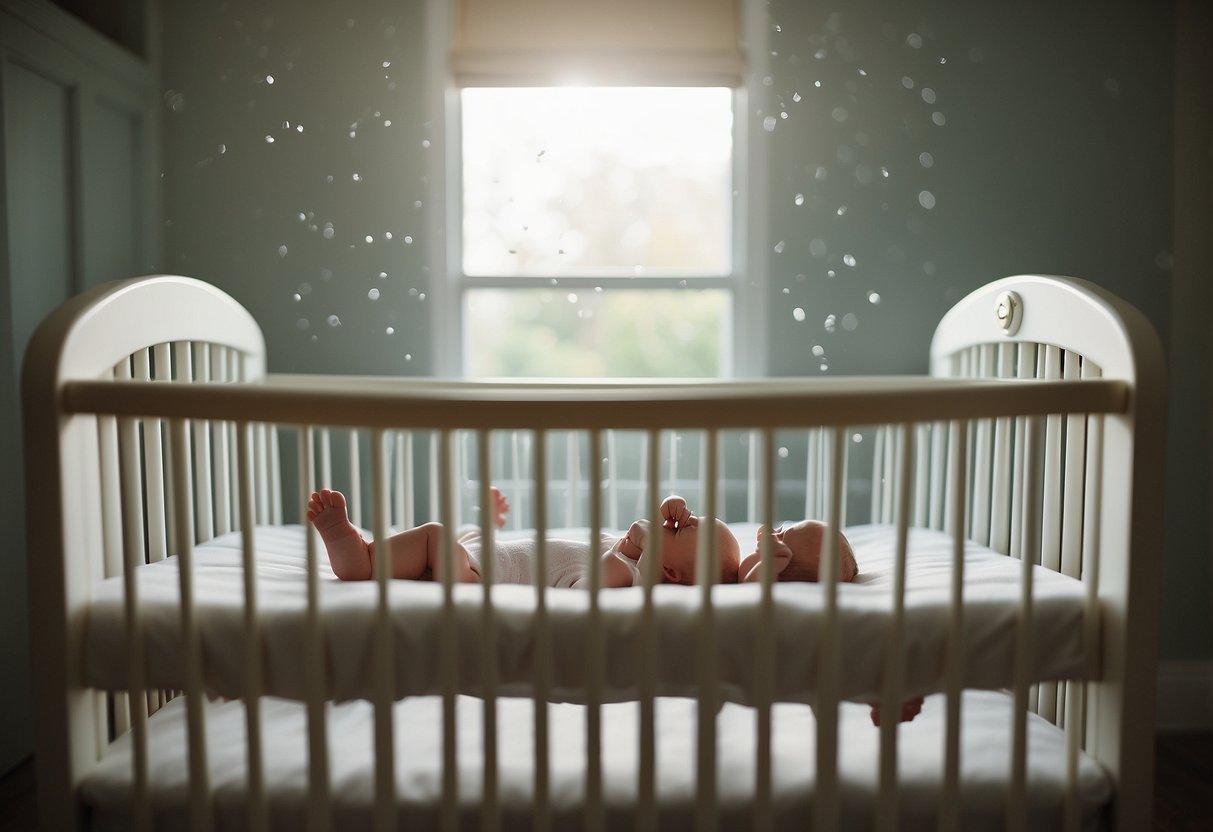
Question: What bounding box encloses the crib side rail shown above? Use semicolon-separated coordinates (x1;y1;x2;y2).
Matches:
61;373;1127;430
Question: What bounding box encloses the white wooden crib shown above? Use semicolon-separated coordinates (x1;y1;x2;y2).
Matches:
22;273;1164;831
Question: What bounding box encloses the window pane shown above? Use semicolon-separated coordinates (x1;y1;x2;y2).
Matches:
462;87;733;277
465;289;729;377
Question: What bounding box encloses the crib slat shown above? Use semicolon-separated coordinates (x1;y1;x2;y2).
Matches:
806;428;821;520
478;432;502;832
989;343;1015;554
510;431;523;531
192;344;215;542
393;432;406;531
881;426;896;524
143;349;172;713
1060;352;1087;579
117;407;152;832
319;428;333;491
913;424;930;527
876;424;914;832
98;368;122;580
754;428;776;832
404;431;417;528
870;427;885;524
1063;679;1086;832
370;430;394;832
637;429;660;832
607;430;620;530
211;347;232;537
298;428;331;831
170;417;212;831
173;343;208;545
1041;346;1064;571
747;430;760;521
584;430;603;832
236;423;269;832
1009;415;1043;832
253;423;269;525
929;422;947;530
142;347;170;562
161;344;182;552
268;425;282;525
1009;343;1038;561
348;429;362;527
1039;347;1064;722
939;419;968;832
1079;367;1105;749
438;430;459;832
970;346;995;546
532;430;551;832
695;429;720;832
105;363;130;740
814;428;845;831
566;431;580;526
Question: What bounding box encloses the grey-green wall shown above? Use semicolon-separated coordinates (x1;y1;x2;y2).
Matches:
162;0;434;376
161;1;1210;660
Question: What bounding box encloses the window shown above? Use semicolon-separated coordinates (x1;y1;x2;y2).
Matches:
435;0;749;378
459;86;735;377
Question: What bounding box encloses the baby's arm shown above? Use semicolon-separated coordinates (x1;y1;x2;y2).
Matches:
574;520;649;588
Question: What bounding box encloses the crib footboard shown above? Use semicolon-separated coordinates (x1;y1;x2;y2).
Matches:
23;273;1163;831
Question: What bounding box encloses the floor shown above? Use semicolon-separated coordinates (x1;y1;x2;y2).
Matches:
0;733;1210;830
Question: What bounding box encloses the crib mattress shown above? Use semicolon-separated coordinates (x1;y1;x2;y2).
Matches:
84;524;1093;705
80;691;1111;831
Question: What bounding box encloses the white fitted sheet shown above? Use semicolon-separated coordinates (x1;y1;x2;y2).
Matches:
80;691;1111;831
84;524;1092;704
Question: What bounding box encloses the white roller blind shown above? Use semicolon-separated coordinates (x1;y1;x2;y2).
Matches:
452;0;743;87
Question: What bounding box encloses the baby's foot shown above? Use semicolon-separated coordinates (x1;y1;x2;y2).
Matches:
869;696;925;727
490;486;510;528
307;489;371;580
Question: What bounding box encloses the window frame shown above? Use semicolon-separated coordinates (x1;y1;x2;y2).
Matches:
423;0;769;379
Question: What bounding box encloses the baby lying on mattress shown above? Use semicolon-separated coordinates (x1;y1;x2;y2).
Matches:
308;487;922;726
306;488;741;587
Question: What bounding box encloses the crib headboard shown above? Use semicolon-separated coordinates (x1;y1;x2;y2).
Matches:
926;274;1166;828
22;275;266;824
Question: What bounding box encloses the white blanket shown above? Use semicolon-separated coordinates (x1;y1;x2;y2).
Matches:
84;524;1092;704
80;691;1111;831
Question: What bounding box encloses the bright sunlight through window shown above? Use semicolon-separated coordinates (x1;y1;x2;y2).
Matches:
460;87;734;376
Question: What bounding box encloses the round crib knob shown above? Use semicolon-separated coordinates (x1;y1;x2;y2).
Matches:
995;290;1022;335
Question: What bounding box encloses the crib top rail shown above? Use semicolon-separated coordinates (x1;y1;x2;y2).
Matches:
59;373;1127;430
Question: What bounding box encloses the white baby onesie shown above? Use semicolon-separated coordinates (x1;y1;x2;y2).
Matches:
462;533;641;588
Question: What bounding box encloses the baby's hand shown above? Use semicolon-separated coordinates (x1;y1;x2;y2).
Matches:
660;495;694;529
490;486;510;528
617;519;649;559
741;527;793;582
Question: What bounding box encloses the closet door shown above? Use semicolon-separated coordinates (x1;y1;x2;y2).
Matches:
0;0;156;777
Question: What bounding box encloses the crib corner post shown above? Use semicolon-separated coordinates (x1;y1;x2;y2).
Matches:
23;412;107;831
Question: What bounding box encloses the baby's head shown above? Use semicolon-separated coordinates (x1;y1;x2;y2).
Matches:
646;516;741;585
739;520;857;584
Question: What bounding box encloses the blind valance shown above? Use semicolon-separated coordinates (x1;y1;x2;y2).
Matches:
451;0;743;87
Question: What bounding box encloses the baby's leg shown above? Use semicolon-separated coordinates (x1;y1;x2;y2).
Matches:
379;522;480;583
308;490;478;582
307;489;372;581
